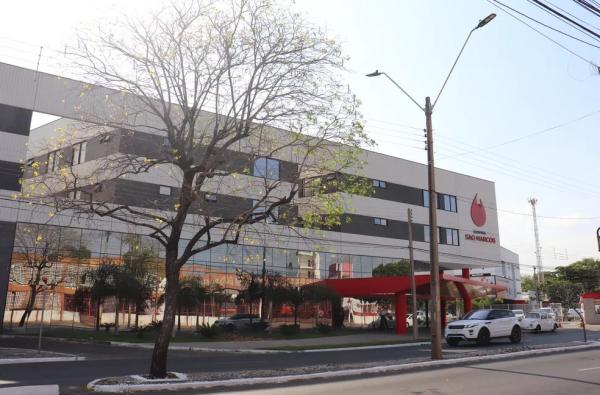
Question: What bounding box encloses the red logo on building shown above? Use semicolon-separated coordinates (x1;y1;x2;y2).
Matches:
470;194;486;227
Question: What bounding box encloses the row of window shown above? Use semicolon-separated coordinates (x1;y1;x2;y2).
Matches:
44;141;88;173
424;225;460;246
423;190;457;212
372;217;460;246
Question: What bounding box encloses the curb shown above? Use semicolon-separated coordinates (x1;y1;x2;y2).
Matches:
0;356;86;365
88;341;600;393
108;340;430;354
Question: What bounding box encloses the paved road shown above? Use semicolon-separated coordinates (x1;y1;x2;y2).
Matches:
0;327;596;394
220;348;600;395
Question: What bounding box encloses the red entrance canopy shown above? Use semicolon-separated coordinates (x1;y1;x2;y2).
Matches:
322;273;506;300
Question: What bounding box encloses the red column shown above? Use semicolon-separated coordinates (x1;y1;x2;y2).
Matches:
441;299;447;328
462;268;470;279
456;282;472;316
395;293;407;335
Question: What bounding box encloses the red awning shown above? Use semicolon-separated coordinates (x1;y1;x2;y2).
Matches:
322;273;506;300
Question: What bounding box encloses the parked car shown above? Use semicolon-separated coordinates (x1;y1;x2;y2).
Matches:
566;308;583;321
511;309;525;321
445;309;521;346
521;311;557;333
214;314;260;330
416;310;426;324
539;307;556;320
406;313;414;327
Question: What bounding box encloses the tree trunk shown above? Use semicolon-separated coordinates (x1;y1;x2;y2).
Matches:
294;305;298;326
149;267;179;378
195;306;200;331
18;285;37;327
114;298;120;333
177;305;182;333
127;303;132;329
95;301;101;331
135;302;140;330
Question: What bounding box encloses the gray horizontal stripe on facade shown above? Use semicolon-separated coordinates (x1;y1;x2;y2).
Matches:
0;130;28;163
0;160;22;191
338;213;427;242
0;103;32;136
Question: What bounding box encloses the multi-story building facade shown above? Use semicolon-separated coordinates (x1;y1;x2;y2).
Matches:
0;62;522;329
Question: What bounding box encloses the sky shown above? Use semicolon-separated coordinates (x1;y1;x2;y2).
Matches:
0;0;599;274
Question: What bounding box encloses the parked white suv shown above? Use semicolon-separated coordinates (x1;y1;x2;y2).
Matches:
445;309;522;346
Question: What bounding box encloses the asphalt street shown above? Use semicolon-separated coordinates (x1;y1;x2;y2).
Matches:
220;348;600;395
0;327;597;394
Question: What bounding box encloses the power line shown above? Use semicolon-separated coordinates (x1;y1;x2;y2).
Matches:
545;0;600;31
533;0;600;39
438;107;600;159
487;0;600;70
490;0;600;48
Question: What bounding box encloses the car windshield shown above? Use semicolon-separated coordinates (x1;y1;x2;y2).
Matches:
229;314;247;320
512;310;523;314
526;312;540;318
463;310;490;320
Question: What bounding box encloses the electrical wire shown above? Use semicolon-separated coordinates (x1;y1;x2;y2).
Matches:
487;0;600;69
438;107;600;159
490;0;600;47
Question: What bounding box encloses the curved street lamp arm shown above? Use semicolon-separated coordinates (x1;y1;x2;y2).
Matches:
432;28;476;110
381;72;425;112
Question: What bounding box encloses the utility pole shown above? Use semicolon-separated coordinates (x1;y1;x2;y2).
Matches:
261;245;267;321
407;208;419;340
366;13;496;361
529;198;544;287
533;266;541;308
425;97;442;359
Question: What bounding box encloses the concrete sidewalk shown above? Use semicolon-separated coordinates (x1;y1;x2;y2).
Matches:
0;346;85;364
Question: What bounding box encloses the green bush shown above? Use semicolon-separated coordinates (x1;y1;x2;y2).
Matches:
279;324;300;336
198;323;220;338
315;323;332;334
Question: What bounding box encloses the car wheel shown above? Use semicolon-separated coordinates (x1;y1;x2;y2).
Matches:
476;328;490;346
509;325;522;344
535;325;541;334
446;338;460;347
552;323;558;332
226;323;235;331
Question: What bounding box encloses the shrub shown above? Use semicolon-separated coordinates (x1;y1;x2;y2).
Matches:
315;323;332;334
101;323;116;332
243;321;270;332
198;323;220;338
279;324;300;336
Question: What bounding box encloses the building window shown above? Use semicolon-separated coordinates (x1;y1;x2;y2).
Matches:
204;193;217;202
47;150;60;172
99;134;111;144
159;186;171;196
373;217;387;226
437;193;457;212
162;136;171;147
252;200;278;223
71;141;87;165
423;189;430;207
439;227;459;246
68;190;81;200
253;157;280;180
424;225;430;242
372;179;387;188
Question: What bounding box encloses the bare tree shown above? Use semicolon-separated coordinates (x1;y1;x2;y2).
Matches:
11;224;63;327
24;0;371;377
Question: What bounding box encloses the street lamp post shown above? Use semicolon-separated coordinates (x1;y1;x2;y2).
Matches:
367;13;495;360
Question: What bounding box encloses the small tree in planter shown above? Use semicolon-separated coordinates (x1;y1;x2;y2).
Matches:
11;224;63;327
83;260;118;331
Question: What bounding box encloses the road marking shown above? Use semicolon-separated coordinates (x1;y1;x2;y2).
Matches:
578;366;600;372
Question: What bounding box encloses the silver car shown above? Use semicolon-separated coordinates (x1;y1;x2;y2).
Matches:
214;313;260;330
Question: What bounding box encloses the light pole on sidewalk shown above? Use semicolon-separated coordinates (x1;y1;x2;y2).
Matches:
367;13;496;360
